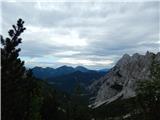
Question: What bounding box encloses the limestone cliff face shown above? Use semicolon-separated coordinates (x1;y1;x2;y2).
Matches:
89;52;160;108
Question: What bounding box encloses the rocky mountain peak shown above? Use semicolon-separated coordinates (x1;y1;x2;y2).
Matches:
89;52;160;108
116;53;131;67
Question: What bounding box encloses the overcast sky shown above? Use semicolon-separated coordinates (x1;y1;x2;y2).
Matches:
1;1;159;69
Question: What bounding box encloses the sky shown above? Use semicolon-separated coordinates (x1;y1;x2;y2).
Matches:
0;0;160;69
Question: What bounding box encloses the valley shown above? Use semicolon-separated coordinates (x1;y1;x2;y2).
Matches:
1;1;159;120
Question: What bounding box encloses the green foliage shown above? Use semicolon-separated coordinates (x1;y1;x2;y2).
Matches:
1;19;44;120
93;97;138;120
64;94;92;120
29;79;43;120
136;55;160;120
1;18;29;120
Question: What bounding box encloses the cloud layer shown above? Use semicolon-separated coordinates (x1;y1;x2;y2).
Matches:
1;1;159;69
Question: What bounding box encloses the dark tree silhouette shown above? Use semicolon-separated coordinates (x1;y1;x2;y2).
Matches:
1;18;29;120
1;19;43;120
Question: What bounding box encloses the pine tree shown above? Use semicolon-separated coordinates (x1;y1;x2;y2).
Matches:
1;19;43;120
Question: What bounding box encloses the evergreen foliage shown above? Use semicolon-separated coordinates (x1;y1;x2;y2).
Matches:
136;54;160;120
1;19;43;120
1;18;29;120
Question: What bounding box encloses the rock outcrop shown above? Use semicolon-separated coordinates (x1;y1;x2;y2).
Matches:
89;52;160;108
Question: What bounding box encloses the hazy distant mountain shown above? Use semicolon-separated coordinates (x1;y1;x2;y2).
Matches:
47;70;106;93
75;66;89;72
53;65;75;77
32;65;102;80
98;68;109;72
32;65;107;93
32;65;80;79
32;67;55;79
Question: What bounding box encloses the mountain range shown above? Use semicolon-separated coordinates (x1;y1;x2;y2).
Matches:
32;65;107;79
31;52;160;109
32;65;108;93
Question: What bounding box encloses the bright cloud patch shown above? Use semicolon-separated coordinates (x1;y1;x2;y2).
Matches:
55;51;81;56
26;25;88;47
58;58;113;66
49;31;88;47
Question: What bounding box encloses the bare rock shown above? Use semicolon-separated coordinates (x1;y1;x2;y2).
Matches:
89;52;160;108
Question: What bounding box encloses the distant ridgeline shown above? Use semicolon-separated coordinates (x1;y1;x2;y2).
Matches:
32;66;108;93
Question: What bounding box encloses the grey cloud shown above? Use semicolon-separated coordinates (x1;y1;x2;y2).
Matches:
20;39;74;57
1;1;159;69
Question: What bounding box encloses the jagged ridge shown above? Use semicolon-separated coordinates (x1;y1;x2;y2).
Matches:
89;52;160;108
